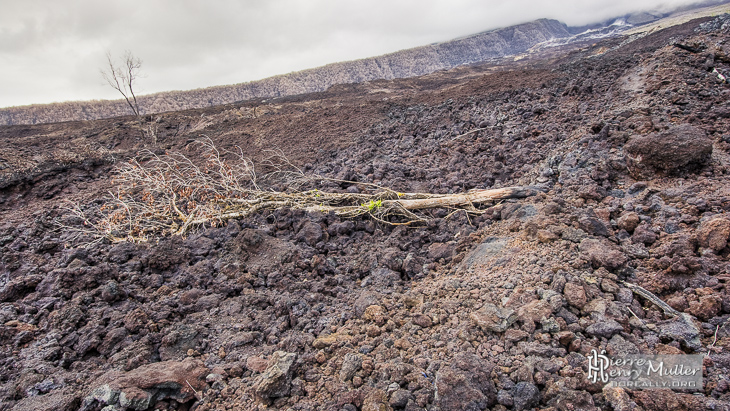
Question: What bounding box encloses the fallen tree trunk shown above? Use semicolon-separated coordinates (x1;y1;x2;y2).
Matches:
386;187;538;210
302;186;539;215
58;139;543;243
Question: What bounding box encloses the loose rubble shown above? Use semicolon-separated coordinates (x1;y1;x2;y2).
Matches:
0;13;730;411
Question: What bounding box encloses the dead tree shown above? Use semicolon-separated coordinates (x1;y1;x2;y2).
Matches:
59;138;541;243
101;51;142;117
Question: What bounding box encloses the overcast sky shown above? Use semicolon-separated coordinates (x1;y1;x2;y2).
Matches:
0;0;710;108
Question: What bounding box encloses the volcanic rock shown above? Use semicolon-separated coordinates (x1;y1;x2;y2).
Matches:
254;351;298;399
617;211;641;233
512;382;540;411
434;353;497;410
658;314;702;351
624;124;712;177
563;283;587;309
79;358;206;411
579;238;628;270
470;303;518;333
340;352;363;382
585;319;624;338
697;217;730;252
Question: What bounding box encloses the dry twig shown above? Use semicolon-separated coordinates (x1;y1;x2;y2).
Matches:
621;281;682;317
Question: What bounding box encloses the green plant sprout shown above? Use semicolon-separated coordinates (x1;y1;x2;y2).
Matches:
362;199;382;212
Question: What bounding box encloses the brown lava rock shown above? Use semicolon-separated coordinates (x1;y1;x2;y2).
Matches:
80;358;207;411
697;217;730;252
435;353;497;410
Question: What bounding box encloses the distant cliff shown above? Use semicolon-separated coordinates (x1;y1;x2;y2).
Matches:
0;19;573;125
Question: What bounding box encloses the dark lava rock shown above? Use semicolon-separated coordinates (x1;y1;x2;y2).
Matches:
603;386;639;411
501;204;537;221
412;314;433;328
435;353;496;410
6;15;730;411
159;324;204;361
624;124;712;177
511;382;540;410
12;389;80;411
427;242;455;261
607;335;640;357
339;352;362;382
578;216;609;237
354;292;381;317
577;184;608;202
187;235;216;257
362;267;401;287
658;314;702;351
563;283;587;309
628;182;647;195
518;342;567;357
549;389;599;411
107;241;137;264
617;211;641;233
459;237;509;272
296;221;323;246
585;319;624;338
179;288;203;305
688;295;721;321
328;221;355;236
631;388;707;411
0;275;40;303
389;389;413;408
497;389;514;407
632;223;657;245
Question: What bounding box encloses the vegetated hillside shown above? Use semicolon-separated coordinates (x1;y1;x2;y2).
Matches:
0;18;620;127
1;14;730;411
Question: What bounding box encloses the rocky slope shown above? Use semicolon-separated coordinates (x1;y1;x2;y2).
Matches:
1;13;730;411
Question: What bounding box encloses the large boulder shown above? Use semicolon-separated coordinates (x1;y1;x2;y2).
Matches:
79;358;207;411
624;124;712;177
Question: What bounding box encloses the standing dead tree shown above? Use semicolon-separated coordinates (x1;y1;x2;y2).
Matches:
59;137;539;244
101;51;142;117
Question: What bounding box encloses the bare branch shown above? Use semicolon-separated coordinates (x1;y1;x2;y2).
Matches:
101;51;142;117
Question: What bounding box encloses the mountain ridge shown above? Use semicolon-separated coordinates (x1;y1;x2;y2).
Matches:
0;19;572;126
0;4;725;126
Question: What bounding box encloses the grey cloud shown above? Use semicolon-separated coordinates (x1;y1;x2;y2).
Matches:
0;0;709;107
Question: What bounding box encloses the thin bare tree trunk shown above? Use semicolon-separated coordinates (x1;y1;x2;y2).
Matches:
384;187;537;210
301;186;538;216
